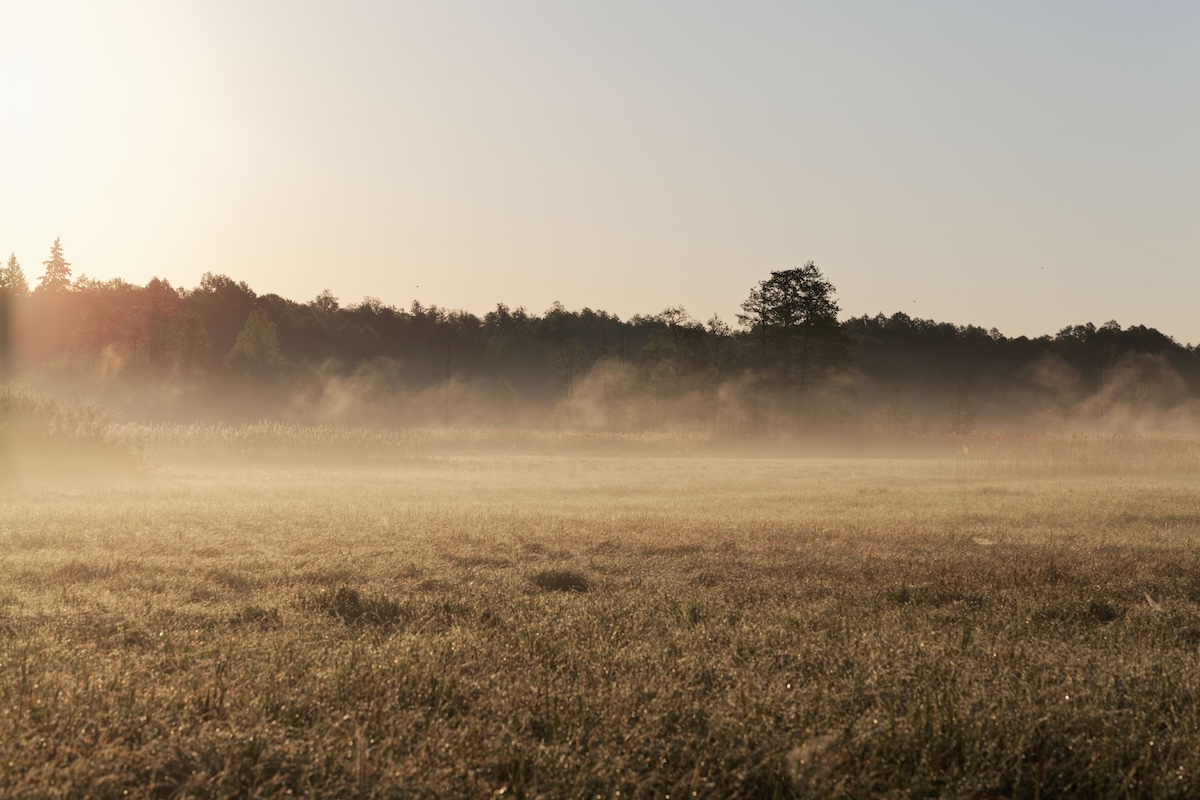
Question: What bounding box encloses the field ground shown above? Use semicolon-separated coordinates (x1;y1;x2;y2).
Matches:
3;442;1200;798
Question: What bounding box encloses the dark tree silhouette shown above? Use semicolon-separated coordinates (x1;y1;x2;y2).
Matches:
739;262;848;391
642;306;703;388
706;315;732;380
3;248;1200;431
311;289;340;315
186;273;258;357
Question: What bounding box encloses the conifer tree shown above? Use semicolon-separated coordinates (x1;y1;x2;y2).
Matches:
36;238;72;294
0;253;29;297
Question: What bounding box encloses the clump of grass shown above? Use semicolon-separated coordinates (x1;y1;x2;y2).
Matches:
1176;626;1200;645
445;553;512;569
304;585;407;626
1087;599;1122;623
886;583;984;609
206;567;257;593
229;605;283;631
416;578;451;592
530;569;591;593
585;539;621;555
643;543;703;557
53;559;119;585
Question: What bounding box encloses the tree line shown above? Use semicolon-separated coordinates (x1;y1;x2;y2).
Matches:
3;238;1198;432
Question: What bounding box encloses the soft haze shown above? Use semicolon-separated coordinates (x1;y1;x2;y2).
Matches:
2;1;1197;340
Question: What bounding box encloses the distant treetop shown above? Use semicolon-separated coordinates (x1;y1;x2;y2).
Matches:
36;238;72;294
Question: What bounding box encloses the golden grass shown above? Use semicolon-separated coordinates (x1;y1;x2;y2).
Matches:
2;445;1200;797
115;420;1200;474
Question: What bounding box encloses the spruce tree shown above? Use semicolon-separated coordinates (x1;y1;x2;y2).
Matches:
0;253;29;297
37;238;73;293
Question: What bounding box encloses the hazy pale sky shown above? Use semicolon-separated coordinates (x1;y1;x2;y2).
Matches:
2;2;1197;340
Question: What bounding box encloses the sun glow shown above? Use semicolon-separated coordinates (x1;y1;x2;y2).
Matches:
0;40;55;179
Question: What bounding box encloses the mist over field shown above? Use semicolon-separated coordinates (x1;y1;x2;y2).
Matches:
4;250;1200;446
5;407;1200;797
3;255;1200;798
4;0;1199;791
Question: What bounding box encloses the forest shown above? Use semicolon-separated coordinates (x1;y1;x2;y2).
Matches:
1;239;1197;433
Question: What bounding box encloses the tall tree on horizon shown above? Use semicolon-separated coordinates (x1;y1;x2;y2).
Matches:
36;238;72;294
739;262;849;392
1;253;29;298
311;289;340;315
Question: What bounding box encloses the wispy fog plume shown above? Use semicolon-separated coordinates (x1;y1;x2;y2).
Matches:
938;353;1200;435
1074;355;1199;434
555;358;637;430
284;359;541;429
13;329;1200;440
297;360;403;426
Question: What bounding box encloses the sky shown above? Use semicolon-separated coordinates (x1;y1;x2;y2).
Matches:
1;1;1197;341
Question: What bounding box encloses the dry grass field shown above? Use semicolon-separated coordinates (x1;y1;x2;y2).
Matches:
3;428;1200;798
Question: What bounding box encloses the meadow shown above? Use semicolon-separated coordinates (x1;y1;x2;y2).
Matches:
3;426;1200;798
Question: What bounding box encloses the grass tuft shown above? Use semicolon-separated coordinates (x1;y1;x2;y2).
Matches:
303;585;407;627
229;605;283;631
1087;600;1122;623
530;569;591;593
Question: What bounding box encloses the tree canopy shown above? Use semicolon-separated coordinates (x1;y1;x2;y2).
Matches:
3;239;1199;433
739;262;851;391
